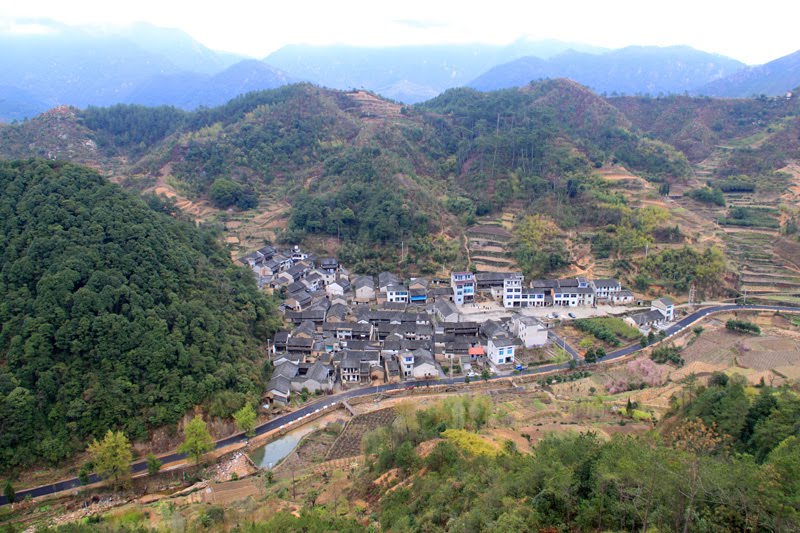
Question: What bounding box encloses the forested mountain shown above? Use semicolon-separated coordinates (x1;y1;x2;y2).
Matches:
0;85;51;123
468;45;745;95
609;94;800;162
0;160;281;470
0;81;699;277
0;19;796;119
33;81;689;274
697;49;800;97
115;22;245;75
0;24;178;113
4;81;800;284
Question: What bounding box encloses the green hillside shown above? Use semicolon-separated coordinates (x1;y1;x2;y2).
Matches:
4;83;800;286
609;94;800;163
0;160;281;470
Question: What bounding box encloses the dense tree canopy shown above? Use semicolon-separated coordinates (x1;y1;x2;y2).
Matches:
80;104;186;157
639;245;727;293
0;160;280;471
352;390;800;532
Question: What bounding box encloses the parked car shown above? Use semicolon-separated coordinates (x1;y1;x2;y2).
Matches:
515;364;524;371
552;313;560;318
568;312;576;318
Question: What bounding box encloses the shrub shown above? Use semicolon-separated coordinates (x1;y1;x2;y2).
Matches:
726;319;761;335
685;187;725;206
650;345;684;366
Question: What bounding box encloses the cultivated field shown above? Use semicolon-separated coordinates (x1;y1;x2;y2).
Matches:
326;408;397;461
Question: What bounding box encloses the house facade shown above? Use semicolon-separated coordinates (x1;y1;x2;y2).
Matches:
512;315;548;348
652;297;674;321
451;272;476;305
487;336;517;368
354;275;376;302
386;285;409;303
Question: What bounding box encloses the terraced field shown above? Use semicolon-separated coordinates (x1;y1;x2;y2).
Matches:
466;222;518;272
686;141;800;300
326;408;396;461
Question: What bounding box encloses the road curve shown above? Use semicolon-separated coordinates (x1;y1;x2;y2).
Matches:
2;303;797;505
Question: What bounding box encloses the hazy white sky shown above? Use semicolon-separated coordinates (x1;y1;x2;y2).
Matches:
1;0;798;65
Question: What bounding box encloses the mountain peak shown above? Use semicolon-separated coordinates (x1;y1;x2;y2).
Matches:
697;48;800;97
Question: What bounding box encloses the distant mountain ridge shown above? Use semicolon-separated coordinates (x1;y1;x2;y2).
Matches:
0;20;296;120
124;60;296;108
264;39;608;103
468;46;746;95
1;20;800;121
696;49;800;97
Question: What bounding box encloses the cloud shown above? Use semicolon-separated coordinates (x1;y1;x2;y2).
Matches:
0;19;60;36
393;18;449;30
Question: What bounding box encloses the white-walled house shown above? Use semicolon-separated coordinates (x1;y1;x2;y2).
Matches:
592;279;622;300
611;290;634;305
512;315;548;348
487;335;519;368
410;349;439;380
398;349;415;377
651;297;674;321
386;284;409;303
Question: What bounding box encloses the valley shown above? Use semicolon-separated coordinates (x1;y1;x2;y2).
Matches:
4;305;800;531
2;79;800;531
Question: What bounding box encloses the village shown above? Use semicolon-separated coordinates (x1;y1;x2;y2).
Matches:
239;245;679;407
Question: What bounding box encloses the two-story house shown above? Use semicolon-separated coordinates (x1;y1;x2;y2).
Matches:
386;284;410;303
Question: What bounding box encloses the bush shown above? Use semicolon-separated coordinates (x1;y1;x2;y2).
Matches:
726;319;761;335
650;345;684;366
146;453;162;476
686;187;725;206
208;178;258;209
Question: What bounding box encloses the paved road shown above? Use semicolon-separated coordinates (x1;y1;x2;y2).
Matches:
547;330;579;360
3;303;797;506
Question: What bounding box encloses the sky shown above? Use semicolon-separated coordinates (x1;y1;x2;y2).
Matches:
1;0;798;65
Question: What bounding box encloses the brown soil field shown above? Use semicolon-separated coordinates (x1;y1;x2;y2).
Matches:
514;421;651;445
326;408;396;461
273;423;344;477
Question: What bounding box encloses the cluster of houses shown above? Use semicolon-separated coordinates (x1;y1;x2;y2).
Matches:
501;274;634;308
239;247;672;406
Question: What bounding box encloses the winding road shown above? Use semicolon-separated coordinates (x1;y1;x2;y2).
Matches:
3;303;797;506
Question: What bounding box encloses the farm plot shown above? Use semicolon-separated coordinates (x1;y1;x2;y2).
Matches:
737;349;800;371
273;422;344;475
326;408;396;461
681;332;738;366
